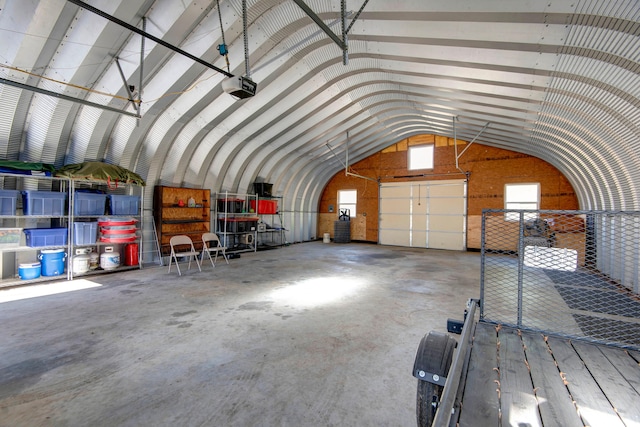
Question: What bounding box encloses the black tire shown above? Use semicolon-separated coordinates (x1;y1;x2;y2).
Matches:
414;332;457;426
417;381;442;427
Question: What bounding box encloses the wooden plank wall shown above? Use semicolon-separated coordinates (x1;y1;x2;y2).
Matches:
317;213;366;241
318;134;578;248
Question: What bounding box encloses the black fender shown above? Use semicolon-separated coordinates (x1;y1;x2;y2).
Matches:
412;331;458;385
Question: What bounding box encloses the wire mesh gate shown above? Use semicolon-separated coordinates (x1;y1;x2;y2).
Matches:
481;209;640;350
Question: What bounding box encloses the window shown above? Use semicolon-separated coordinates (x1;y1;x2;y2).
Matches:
408;145;434;170
505;183;540;221
338;189;357;217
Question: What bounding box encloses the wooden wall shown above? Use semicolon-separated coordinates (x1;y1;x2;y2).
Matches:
318;134;579;249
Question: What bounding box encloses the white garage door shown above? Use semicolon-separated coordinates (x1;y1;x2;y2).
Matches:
379;179;467;250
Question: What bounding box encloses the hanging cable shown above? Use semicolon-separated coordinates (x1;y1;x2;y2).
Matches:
216;0;231;74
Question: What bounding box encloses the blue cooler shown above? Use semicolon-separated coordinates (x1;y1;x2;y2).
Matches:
18;262;41;280
39;249;67;276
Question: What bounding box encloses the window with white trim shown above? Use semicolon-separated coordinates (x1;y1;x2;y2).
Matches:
338;189;357;217
505;183;540;221
408;145;434;170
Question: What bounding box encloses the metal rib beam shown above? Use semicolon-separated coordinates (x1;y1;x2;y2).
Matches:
0;77;141;118
65;0;234;78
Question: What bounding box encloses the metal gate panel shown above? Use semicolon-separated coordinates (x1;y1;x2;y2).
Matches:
481;209;640;350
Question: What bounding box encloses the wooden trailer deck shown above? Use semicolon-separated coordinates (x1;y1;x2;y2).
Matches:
456;321;640;427
424;211;640;426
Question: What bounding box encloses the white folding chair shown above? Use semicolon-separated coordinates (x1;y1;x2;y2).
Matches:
201;232;230;268
168;235;201;275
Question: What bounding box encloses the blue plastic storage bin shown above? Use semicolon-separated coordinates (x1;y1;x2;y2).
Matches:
73;221;98;245
108;195;140;215
22;190;67;215
0;189;19;215
24;228;68;247
74;191;106;216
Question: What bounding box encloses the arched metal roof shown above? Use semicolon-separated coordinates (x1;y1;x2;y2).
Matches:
1;0;639;241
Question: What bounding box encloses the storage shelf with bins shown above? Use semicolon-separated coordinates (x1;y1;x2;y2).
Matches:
153;186;211;255
0;173;70;287
255;196;285;249
215;192;258;253
68;179;143;279
0;172;144;287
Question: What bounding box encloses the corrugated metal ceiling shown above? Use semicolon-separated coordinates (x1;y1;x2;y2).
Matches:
0;0;639;241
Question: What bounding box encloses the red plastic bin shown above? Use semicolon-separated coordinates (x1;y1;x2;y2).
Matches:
250;199;277;214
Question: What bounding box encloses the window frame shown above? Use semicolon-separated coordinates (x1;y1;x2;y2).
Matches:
504;183;540;221
408;144;434;171
337;189;357;217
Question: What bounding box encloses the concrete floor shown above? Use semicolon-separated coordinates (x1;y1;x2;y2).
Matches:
0;241;480;426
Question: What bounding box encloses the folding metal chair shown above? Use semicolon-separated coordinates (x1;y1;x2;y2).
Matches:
168;235;201;275
201;232;230;268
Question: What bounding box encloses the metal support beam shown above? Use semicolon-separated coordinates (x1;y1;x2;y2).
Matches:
242;0;251;77
115;57;139;115
139;17;146;107
341;0;348;65
0;78;141;118
327;138;377;184
457;121;491;160
346;0;370;34
252;15;346;74
345;132;378;183
453;117;480;180
326;143;347;169
292;0;368;66
453;116;463;174
381;172;467;180
346;171;378;183
66;0;233;78
292;0;345;48
345;131;350;176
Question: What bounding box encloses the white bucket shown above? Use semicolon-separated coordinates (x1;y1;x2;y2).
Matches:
323;232;331;243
